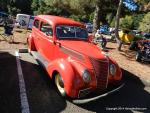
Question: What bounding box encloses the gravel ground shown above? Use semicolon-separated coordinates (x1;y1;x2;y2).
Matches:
107;42;150;85
0;28;150;85
0;27;27;50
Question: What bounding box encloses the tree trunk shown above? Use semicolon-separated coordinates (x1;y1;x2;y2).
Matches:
92;0;103;36
115;0;123;51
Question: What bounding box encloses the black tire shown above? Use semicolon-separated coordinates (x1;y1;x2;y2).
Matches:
55;73;66;97
136;51;142;62
129;41;136;50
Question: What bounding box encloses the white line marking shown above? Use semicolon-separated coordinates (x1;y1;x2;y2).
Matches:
15;51;30;113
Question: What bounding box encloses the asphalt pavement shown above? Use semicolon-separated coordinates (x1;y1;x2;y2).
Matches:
0;50;150;113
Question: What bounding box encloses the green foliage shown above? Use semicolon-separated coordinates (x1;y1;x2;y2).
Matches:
120;15;133;29
132;13;145;29
69;15;80;21
69;15;91;23
0;0;148;31
139;12;150;32
8;7;21;16
110;17;116;27
113;13;145;29
31;0;95;22
0;0;32;15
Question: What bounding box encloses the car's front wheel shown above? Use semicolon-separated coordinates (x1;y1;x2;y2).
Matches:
55;73;66;97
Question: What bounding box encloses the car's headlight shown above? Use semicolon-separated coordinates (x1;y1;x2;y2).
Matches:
109;64;116;75
82;70;91;83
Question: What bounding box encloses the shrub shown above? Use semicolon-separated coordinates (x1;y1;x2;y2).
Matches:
138;12;150;32
120;15;133;29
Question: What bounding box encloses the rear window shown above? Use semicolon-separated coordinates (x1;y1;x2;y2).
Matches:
34;19;39;28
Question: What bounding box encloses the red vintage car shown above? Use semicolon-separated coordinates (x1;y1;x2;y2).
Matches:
27;15;124;103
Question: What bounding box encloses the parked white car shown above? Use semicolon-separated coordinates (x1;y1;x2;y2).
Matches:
15;14;34;29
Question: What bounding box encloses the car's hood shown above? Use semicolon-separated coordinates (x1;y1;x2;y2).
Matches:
60;40;107;60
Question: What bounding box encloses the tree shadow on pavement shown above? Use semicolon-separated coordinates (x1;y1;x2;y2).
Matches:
20;56;67;113
0;52;21;113
78;69;150;113
0;52;67;113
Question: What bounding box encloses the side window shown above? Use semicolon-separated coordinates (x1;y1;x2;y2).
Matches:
40;22;53;36
34;19;39;28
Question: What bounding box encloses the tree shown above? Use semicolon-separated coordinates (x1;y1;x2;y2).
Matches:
92;0;103;35
139;12;150;32
132;13;145;29
0;0;32;15
115;0;123;51
136;0;150;11
120;15;133;29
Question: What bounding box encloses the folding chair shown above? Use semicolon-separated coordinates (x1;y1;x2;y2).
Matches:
0;24;14;43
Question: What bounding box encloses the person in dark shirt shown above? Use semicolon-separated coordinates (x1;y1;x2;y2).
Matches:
95;30;107;49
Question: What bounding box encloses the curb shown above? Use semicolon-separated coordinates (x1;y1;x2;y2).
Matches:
19;49;28;53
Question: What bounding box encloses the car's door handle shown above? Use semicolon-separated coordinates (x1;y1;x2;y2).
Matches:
54;41;61;47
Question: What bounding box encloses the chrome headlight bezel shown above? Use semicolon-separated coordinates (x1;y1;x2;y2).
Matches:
82;70;91;83
109;64;116;75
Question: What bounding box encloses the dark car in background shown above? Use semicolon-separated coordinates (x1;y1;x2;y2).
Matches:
143;32;150;38
0;12;9;26
135;40;150;62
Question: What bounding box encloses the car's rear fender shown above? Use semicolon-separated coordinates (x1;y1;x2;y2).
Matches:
27;33;36;51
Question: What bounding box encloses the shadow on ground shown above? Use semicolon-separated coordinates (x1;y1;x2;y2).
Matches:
77;69;150;113
0;52;67;113
11;41;26;45
20;55;67;113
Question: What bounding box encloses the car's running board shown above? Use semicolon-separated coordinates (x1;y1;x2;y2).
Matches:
72;83;125;104
31;51;48;69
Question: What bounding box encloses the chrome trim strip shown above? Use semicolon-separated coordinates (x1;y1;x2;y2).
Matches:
72;83;125;104
60;46;84;61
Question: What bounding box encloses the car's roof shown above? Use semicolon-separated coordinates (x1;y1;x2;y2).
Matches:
36;15;84;26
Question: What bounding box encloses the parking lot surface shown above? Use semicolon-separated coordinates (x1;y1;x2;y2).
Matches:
0;50;150;113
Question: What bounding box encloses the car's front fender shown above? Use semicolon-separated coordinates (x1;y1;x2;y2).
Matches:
108;58;122;82
47;59;83;98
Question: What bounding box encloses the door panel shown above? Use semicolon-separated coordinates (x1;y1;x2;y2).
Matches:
38;22;55;62
32;19;41;52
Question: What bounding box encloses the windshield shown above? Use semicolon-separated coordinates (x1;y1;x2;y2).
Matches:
56;25;88;40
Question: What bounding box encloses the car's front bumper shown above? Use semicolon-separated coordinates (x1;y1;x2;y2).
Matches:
72;83;125;104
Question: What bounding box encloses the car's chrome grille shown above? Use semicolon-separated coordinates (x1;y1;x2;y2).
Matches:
90;58;108;91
